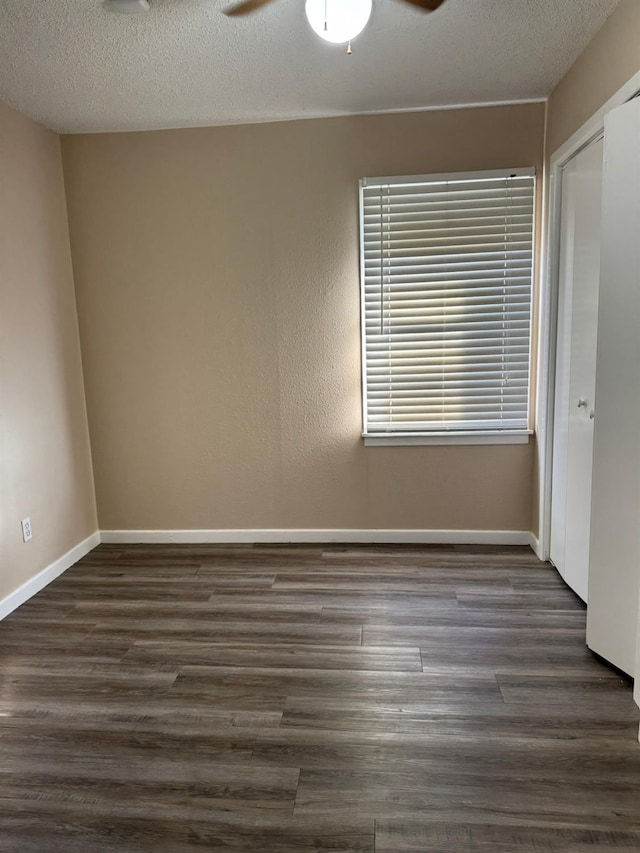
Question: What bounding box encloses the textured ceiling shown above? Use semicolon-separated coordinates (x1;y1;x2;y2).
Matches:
0;0;621;133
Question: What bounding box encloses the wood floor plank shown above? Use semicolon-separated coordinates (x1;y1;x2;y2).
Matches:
497;673;636;707
362;623;586;647
294;768;640;825
375;820;640;852
88;618;362;645
456;591;586;611
0;761;300;816
0;802;374;853
0;637;132;663
172;665;503;705
72;600;324;621
280;696;638;738
205;591;462;608
272;572;505;594
125;641;422;671
322;604;588;628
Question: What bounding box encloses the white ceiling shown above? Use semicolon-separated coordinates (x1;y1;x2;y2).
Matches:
0;0;621;134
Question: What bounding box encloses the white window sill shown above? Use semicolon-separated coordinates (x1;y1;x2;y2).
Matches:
363;431;532;447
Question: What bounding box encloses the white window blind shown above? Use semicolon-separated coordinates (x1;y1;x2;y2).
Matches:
360;168;535;437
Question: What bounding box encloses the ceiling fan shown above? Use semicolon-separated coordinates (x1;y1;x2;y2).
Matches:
104;0;446;51
225;0;444;15
224;0;446;49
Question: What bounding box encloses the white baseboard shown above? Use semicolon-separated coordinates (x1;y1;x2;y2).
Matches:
528;532;542;559
100;528;534;546
0;531;100;621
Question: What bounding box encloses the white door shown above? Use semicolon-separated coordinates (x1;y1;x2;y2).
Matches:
550;137;604;601
587;96;640;677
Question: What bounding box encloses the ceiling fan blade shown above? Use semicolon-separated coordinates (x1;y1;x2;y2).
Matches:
395;0;446;11
223;0;278;16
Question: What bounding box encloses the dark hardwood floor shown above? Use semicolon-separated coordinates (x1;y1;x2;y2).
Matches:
0;543;639;852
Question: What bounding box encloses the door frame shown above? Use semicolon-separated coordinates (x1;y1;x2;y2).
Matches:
535;70;640;562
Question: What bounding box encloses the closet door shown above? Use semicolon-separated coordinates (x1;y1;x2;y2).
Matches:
587;97;640;676
563;138;603;602
549;137;603;601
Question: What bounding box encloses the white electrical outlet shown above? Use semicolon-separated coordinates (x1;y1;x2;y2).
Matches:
21;517;32;543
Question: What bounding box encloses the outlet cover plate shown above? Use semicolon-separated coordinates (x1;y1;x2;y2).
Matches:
21;517;32;543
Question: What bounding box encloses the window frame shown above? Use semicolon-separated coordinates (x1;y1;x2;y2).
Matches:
358;167;536;447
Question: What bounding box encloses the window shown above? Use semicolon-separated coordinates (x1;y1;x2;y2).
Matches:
359;168;535;445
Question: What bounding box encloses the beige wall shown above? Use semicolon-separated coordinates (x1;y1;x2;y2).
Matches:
0;101;97;601
62;103;544;533
547;0;640;154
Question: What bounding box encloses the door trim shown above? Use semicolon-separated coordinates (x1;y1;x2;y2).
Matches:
535;69;640;562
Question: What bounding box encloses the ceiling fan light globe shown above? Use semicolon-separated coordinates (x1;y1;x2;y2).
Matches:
103;0;150;13
305;0;372;44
